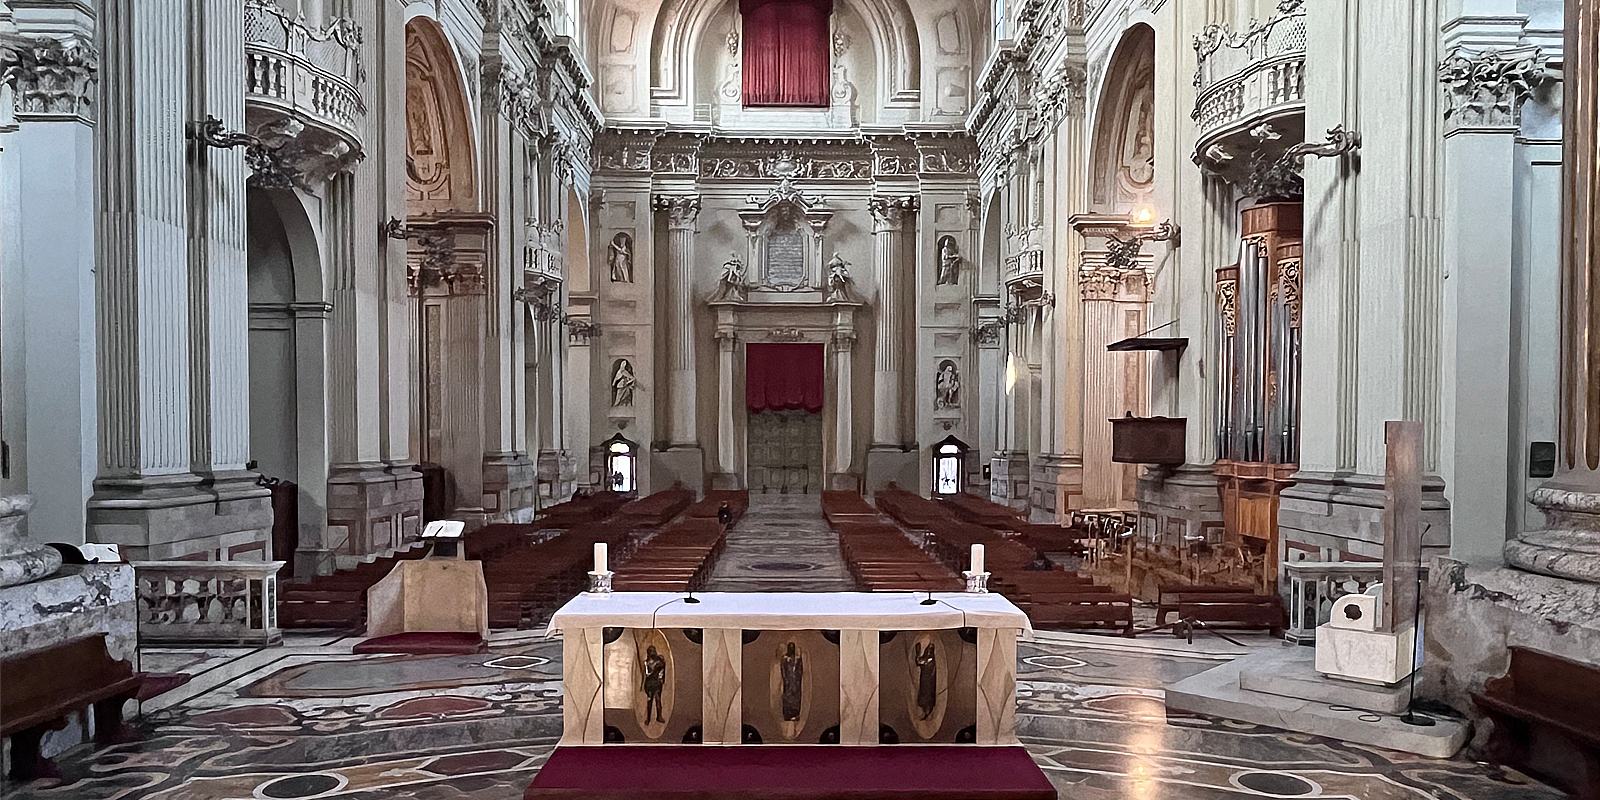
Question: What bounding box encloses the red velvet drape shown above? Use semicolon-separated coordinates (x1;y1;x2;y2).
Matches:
740;0;833;107
746;343;825;414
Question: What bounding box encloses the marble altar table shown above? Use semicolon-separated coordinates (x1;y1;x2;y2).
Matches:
546;591;1032;747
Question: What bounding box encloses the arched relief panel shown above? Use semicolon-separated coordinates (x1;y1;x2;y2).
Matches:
923;5;973;119
404;17;479;215
592;0;659;117
1088;24;1155;215
652;0;917;118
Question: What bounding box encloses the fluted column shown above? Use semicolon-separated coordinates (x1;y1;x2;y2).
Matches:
1506;0;1600;582
716;330;738;478
831;330;855;479
869;196;917;449
655;195;701;447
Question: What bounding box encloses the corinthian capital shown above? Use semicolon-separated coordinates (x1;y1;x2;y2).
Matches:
653;194;702;230
1;33;98;119
1439;45;1547;133
868;195;919;233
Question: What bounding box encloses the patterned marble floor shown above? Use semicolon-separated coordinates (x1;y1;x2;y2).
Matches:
703;493;856;592
0;497;1564;800
0;629;1561;800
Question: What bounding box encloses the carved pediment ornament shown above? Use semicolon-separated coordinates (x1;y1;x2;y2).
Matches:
0;32;98;119
1216;278;1238;337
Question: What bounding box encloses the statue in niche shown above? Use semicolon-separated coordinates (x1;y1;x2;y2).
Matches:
710;253;746;302
642;645;667;724
914;641;938;720
935;361;961;410
826;254;856;302
1122;92;1155;188
608;232;634;283
937;237;962;286
780;642;804;721
611;359;636;408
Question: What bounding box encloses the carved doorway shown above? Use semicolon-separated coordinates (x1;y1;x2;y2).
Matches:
745;343;825;493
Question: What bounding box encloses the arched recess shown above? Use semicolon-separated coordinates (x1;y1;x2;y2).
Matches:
978;191;1002;296
566;187;591;294
246;188;329;572
1088;24;1156;215
405;17;479;215
650;0;919;112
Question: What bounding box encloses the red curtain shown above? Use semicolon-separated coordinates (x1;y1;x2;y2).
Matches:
740;0;833;107
746;343;825;414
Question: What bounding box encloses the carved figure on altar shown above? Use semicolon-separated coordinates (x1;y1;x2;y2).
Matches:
642;645;667;723
826;254;856;302
937;236;962;286
710;253;747;302
609;233;634;283
611;359;636;408
935;360;961;410
914;642;938;720
780;642;804;721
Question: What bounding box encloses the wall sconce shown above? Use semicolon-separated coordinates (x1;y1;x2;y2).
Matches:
187;115;302;190
1105;219;1181;271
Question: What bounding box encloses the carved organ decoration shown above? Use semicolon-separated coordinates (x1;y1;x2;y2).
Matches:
1214;202;1303;593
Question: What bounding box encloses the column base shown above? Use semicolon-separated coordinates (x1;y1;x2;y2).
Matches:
1028;455;1083;523
485;451;538;523
1504;484;1600;584
652;446;705;494
864;447;918;494
0;495;63;589
709;472;744;491
989;452;1031;511
87;471;273;561
1136;464;1226;548
826;473;861;492
535;450;578;511
326;463;424;574
1279;471;1451;561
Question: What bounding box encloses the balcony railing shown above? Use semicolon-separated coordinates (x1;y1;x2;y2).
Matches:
1192;9;1306;153
244;0;364;169
134;561;284;647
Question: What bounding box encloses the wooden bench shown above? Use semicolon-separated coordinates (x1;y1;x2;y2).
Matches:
1473;646;1600;798
1024;594;1135;637
1;634;145;780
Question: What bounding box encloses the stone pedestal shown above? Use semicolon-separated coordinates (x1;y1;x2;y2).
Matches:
988;451;1031;511
864;448;918;493
1028;455;1083;523
0;564;138;768
323;464;424;576
0;495;60;588
1279;471;1451;561
652;447;705;494
87;473;273;562
1135;464;1224;548
486;451;538;521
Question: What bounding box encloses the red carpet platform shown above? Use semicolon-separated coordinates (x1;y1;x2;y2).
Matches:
524;745;1057;800
350;632;487;655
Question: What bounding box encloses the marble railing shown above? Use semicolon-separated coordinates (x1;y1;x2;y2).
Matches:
1282;560;1386;645
1192;8;1305;154
243;0;363;163
134;561;284;647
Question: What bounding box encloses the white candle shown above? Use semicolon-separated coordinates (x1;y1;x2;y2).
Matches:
970;543;985;574
594;542;608;573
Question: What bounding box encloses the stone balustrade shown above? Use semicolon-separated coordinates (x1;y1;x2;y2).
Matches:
134;560;285;647
1281;560;1397;645
1192;8;1306;161
243;0;364;179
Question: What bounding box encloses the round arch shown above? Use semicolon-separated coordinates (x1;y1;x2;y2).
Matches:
404;16;480;214
649;0;920;111
1088;23;1156;215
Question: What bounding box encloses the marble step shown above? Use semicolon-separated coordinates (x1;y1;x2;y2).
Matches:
1165;650;1470;758
1237;646;1410;714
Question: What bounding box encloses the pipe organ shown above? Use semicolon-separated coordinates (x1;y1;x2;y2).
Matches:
1214;202;1303;592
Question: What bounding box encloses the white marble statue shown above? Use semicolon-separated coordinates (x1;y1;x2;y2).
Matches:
937;237;962;286
935;361;961;410
611;359;636;408
609;233;633;283
826;254;855;301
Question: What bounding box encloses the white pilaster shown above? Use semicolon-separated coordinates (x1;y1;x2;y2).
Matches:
655;194;701;448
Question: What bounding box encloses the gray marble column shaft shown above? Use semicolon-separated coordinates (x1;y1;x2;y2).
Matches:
656;195;701;447
870;196;916;448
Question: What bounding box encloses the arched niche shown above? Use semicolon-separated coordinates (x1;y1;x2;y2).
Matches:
1088;24;1156;215
978;191;1002;296
650;0;918;120
405;17;479;215
567;187;592;294
245;187;329;569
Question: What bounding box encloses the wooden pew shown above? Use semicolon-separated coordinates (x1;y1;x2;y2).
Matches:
1473;646;1600;799
1;634;145;780
1155;584;1255;626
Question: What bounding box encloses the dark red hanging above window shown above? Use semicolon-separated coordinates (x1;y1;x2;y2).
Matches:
740;0;834;108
